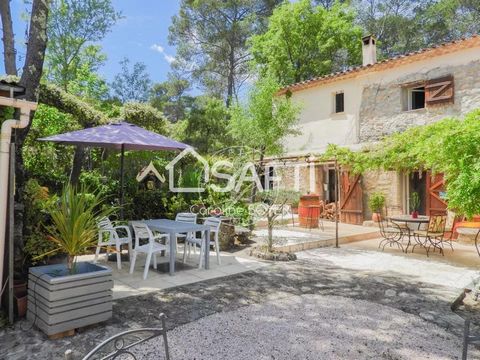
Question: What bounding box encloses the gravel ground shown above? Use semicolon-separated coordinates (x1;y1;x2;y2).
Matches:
137;294;473;360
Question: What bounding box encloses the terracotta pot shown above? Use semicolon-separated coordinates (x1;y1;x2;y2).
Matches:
372;212;381;222
13;280;27;297
14;291;27;318
412;211;419;219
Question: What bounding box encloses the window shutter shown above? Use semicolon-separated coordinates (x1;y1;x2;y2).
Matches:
425;75;454;106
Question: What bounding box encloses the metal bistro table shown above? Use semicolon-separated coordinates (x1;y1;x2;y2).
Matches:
390;215;430;253
143;219;211;275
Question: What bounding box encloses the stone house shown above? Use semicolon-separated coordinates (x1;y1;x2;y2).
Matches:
266;35;480;224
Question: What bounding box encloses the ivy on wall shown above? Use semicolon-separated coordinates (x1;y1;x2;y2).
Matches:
321;109;480;218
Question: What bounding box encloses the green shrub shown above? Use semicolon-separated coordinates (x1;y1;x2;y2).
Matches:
368;192;385;213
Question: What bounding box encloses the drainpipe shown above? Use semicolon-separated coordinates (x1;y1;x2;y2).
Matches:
0;96;37;305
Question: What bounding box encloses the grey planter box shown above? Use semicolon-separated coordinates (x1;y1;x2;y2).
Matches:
27;262;113;336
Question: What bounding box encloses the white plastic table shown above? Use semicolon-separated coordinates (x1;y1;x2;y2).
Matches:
142;219;211;275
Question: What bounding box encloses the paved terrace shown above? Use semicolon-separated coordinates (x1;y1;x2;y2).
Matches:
1;237;479;359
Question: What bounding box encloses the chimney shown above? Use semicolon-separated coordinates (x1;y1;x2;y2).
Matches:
362;35;377;66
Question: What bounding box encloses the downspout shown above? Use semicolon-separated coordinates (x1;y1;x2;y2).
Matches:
0;96;37;305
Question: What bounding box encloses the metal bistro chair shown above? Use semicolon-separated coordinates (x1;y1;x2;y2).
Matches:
184;216;222;269
130;222;169;280
462;317;480;360
378;214;404;252
64;313;170;360
413;214;447;256
95;217;132;270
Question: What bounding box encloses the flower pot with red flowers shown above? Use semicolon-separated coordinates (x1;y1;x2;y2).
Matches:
410;192;421;219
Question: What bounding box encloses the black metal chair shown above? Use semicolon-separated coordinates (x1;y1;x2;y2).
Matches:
462;317;480;360
412;214;447;256
64;313;170;360
378;215;404;252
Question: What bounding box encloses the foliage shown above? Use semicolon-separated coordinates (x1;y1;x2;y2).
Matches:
44;184;116;272
121;102;167;133
23;104;81;188
169;0;282;104
183;96;231;154
125;189;188;220
45;0;120;96
150;74;194;123
410;192;421;212
368;192;385;213
322;110;480;218
23;180;59;266
39;83;108;126
250;0;362;85
111;58;152;103
229;74;300;157
354;0;480;59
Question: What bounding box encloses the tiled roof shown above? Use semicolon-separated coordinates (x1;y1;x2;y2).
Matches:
278;35;480;95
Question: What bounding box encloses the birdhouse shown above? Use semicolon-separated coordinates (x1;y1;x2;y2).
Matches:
136;161;166;190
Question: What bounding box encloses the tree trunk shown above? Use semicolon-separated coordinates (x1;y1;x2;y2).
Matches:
267;219;273;253
226;48;235;108
70;147;84;186
14;0;50;275
0;0;17;75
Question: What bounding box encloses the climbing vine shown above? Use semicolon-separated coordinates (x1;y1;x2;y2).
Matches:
321;109;480;218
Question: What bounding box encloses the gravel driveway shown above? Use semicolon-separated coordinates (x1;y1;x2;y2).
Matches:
138;294;473;360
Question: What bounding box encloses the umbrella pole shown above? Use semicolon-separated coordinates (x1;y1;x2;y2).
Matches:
120;144;125;220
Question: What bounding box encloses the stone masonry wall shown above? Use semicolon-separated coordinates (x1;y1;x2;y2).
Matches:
362;171;404;219
359;59;480;141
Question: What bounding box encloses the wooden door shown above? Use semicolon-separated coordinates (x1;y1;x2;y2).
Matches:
426;173;447;215
340;172;363;225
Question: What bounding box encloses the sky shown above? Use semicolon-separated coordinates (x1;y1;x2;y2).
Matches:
2;0;180;84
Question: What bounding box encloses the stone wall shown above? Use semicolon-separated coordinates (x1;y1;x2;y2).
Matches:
359;59;480;142
362;171;404;219
275;164;325;199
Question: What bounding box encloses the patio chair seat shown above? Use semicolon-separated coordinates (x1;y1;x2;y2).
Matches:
413;230;443;237
384;227;402;234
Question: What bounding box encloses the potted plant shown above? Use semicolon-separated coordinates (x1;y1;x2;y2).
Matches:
368;192;385;222
27;185;115;337
410;192;421;218
290;198;300;214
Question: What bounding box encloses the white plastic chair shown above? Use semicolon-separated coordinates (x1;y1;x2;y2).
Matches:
183;217;221;269
175;212;198;253
95;217;132;270
129;222;169;280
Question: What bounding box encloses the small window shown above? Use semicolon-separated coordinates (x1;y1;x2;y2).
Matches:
334;92;344;113
408;87;425;110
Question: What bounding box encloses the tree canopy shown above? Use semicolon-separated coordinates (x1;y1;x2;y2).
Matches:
249;0;362;85
169;0;282;105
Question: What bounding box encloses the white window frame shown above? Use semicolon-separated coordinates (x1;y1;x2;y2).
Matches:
407;86;425;111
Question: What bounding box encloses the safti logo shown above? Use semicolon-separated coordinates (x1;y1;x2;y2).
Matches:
165;148;210;192
165;147;271;194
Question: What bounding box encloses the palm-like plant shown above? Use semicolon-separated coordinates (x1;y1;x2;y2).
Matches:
44;184;115;273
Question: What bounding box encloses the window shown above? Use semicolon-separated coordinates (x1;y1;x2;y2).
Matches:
407;86;425;110
334;92;344;113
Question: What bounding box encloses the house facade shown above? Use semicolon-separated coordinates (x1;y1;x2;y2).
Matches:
268;35;480;224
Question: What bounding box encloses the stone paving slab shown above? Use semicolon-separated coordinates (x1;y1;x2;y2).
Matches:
0;247;476;359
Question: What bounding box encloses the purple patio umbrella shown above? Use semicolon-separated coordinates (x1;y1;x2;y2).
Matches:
39;121;190;218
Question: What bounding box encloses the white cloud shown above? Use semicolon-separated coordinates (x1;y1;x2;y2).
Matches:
150;44;165;53
150;43;176;64
164;54;176;64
